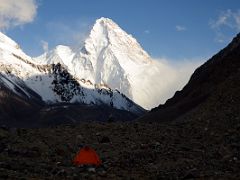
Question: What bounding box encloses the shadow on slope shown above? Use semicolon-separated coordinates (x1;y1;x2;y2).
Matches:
0;65;146;128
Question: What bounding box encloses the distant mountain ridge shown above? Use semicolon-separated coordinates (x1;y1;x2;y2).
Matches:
34;17;180;110
0;29;144;116
0;17;177;113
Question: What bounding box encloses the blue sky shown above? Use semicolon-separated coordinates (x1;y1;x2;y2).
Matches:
2;0;240;61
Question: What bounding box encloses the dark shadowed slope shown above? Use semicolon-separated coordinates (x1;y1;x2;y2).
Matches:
0;78;43;127
140;33;240;122
0;63;145;127
0;73;142;128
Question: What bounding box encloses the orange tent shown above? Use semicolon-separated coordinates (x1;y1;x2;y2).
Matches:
73;146;102;166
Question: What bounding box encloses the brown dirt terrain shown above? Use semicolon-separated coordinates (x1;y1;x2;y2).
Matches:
0;119;239;179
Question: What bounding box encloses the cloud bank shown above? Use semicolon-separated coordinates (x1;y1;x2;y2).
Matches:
147;58;203;107
0;0;37;30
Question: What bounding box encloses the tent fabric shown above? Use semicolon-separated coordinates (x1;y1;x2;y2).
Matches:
73;146;102;166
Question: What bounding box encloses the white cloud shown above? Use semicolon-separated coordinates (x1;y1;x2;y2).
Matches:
144;30;150;34
210;9;240;30
215;32;226;43
142;57;204;108
159;58;203;100
40;40;48;52
0;0;37;30
176;25;186;31
210;9;240;43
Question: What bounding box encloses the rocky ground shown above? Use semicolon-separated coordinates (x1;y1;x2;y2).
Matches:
0;118;239;179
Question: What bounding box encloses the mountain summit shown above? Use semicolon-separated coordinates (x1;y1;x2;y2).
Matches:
0;30;145;118
35;17;179;109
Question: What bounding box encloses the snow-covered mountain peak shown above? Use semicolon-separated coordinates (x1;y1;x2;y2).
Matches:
95;17;119;29
32;17;176;110
0;31;18;48
0;31;24;57
34;45;74;66
84;17;151;64
0;31;36;66
0;31;144;115
92;17;127;36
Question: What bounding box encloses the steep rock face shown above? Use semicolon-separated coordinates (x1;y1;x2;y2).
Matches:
34;17;178;110
50;63;144;115
140;33;240;122
0;31;144;115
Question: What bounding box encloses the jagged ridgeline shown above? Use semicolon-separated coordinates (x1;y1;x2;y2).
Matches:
0;31;145;116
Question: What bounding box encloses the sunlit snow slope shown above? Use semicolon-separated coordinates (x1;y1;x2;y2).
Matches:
35;17;180;109
0;31;144;115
